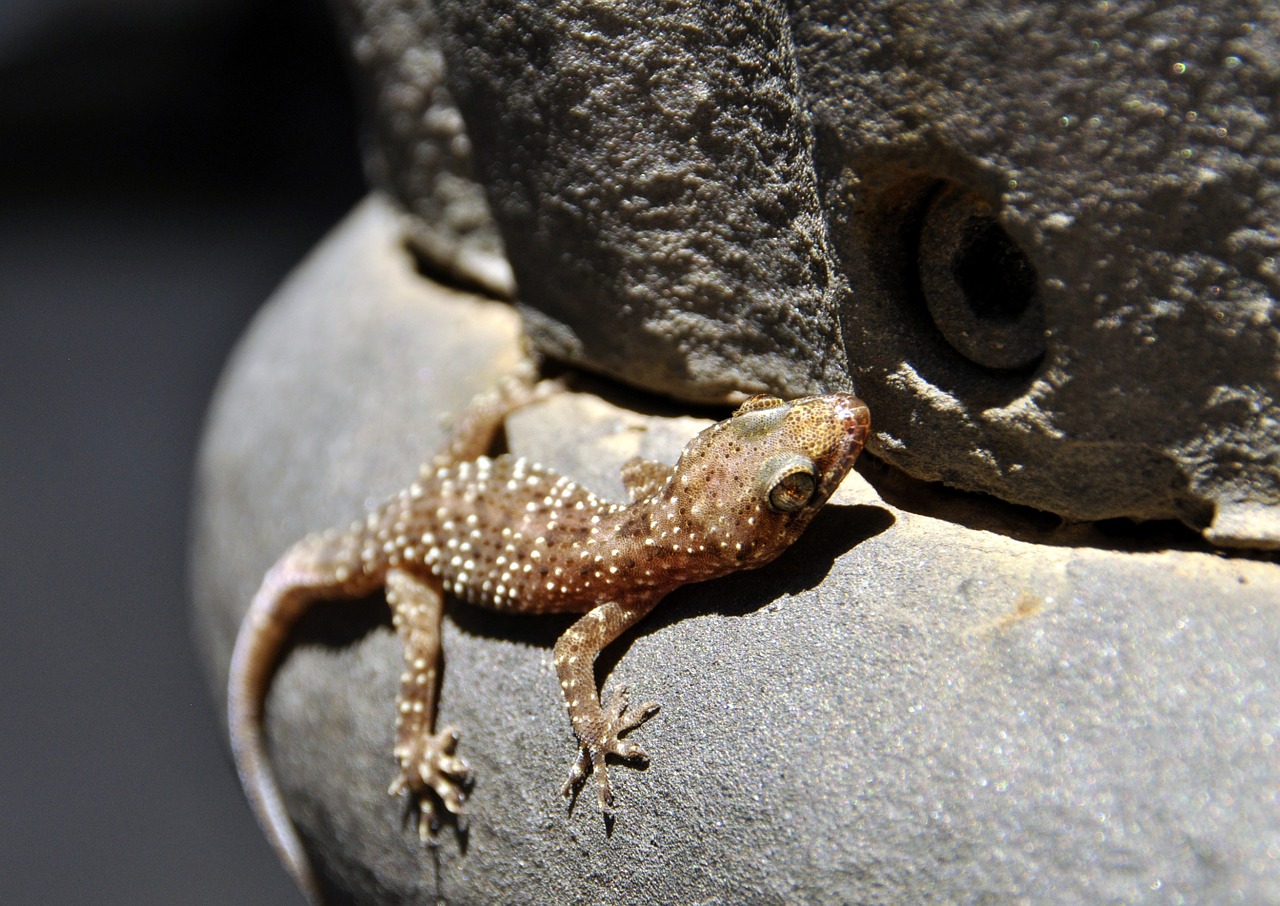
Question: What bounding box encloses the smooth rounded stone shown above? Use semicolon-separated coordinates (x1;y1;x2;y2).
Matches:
191;193;526;724
331;0;1280;547
192;197;1280;903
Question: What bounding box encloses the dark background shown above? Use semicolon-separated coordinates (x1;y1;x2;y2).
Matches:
1;0;364;901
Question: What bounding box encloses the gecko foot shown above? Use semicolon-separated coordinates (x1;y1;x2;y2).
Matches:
560;685;660;814
389;725;471;838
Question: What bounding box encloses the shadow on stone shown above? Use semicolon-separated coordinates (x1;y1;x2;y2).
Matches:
857;454;1227;557
289;592;392;653
648;502;895;630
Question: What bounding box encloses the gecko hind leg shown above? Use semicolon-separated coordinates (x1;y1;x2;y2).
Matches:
385;568;469;837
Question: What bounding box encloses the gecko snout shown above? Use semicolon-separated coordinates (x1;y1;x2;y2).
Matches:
827;393;871;452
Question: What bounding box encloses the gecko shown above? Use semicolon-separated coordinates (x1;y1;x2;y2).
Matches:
228;373;870;903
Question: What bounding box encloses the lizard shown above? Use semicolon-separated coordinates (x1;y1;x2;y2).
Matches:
228;372;870;903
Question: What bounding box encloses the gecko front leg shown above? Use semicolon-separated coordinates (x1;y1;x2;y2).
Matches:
553;597;661;812
385;568;469;835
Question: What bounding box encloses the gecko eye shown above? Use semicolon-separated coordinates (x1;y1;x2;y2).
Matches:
762;456;819;513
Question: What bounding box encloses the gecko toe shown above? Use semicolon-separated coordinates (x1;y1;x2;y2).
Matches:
560;691;659;815
603;686;660;738
596;776;615;814
561;747;591;799
611;739;648;761
618;701;659;735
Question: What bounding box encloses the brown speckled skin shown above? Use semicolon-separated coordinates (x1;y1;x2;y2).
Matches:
228;377;870;903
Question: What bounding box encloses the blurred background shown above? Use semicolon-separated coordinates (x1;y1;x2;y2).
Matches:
0;0;364;901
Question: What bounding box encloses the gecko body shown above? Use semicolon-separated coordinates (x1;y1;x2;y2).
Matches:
229;379;870;903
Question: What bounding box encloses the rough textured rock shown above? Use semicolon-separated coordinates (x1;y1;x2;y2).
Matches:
331;0;514;297
193;196;1280;904
332;0;1280;547
433;0;851;403
802;0;1280;548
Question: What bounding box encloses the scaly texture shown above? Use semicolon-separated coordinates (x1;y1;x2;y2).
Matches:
228;377;869;903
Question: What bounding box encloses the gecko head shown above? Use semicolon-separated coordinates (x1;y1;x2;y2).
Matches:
669;392;871;569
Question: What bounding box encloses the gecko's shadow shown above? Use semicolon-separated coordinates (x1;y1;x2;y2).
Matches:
290;591;392;648
648;502;893;626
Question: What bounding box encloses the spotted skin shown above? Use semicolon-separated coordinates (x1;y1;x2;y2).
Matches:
228;377;870;903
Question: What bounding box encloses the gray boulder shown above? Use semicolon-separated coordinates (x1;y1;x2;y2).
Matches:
192;197;1280;903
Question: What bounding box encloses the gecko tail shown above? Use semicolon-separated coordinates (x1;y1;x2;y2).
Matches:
227;557;343;905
